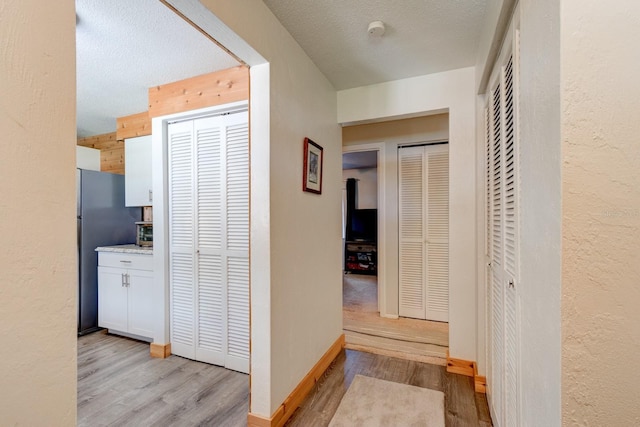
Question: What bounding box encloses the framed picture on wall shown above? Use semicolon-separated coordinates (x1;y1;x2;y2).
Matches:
302;137;323;194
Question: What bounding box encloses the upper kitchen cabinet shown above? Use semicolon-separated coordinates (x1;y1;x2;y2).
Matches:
125;135;153;207
76;146;101;171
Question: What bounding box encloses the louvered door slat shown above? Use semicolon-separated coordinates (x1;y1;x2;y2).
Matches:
486;40;520;427
489;82;505;427
399;147;426;319
226;120;249;252
195;254;225;365
196;124;223;250
170;253;195;358
169;128;194;249
503;54;519;427
168;121;196;360
492;83;502;271
225;256;250;373
426;148;449;321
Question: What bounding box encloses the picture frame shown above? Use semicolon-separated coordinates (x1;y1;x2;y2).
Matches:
302;137;323;194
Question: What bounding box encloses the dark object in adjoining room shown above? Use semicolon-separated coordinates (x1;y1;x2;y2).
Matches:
345;178;357;241
77;169;141;335
345;241;377;275
351;209;377;242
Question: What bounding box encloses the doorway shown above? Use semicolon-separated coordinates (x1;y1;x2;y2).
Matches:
343;150;379;314
342;115;452;364
341;146;448;365
75;0;252;422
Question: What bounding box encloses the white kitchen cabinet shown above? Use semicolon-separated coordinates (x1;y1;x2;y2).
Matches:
76;145;101;171
98;251;154;340
125;135;153;207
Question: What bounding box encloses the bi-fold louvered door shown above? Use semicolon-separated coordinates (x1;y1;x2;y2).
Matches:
398;144;449;322
486;48;520;427
168;110;249;374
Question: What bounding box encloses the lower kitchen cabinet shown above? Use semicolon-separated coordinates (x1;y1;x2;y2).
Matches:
98;251;154;340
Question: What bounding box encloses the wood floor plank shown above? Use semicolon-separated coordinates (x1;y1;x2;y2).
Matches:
285;349;492;427
78;332;248;427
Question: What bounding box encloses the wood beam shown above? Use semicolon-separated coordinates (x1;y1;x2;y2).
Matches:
148;66;249;118
116;111;152;140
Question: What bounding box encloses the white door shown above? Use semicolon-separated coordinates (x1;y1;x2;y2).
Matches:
168;110;249;374
398;144;449;322
486;45;520;427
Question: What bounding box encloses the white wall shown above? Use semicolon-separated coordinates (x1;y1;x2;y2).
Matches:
186;0;343;418
475;0;505;92
338;69;477;362
561;1;640;424
343;168;377;209
0;0;77;424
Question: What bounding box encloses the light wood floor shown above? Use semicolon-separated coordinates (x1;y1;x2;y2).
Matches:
343;273;449;364
285;349;492;426
77;331;248;426
79;331;490;426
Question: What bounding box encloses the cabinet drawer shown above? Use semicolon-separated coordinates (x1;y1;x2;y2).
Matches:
98;252;153;271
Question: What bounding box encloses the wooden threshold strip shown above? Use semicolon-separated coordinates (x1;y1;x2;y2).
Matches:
247;334;346;427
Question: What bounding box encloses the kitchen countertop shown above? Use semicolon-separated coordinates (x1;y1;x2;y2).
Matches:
95;244;153;255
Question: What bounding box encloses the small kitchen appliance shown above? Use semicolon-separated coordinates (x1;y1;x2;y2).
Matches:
136;221;153;246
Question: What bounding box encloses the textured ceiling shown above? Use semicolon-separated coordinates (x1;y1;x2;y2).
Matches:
76;0;239;137
262;0;488;90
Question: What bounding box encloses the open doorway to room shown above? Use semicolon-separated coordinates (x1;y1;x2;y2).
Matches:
343;150;379;313
75;1;255;425
342;116;450;365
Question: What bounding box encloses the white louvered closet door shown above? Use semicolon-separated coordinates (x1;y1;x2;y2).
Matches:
168;110;249;374
168;120;196;360
486;46;520;427
193;115;225;367
219;111;250;373
399;144;449;322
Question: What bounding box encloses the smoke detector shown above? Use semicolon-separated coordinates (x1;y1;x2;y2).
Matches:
368;21;386;37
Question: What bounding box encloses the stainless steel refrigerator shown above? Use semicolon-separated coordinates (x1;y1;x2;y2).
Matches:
77;169;141;335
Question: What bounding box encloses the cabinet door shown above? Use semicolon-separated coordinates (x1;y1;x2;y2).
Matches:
128;269;154;338
98;266;128;332
125;135;153;207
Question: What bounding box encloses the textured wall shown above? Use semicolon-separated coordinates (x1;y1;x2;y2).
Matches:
562;1;640;425
0;0;77;424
